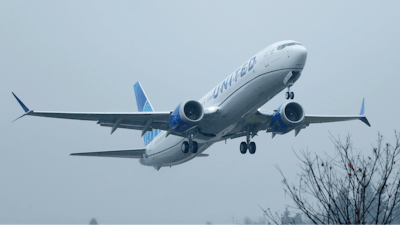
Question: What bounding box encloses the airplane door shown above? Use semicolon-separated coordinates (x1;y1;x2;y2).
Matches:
263;50;269;67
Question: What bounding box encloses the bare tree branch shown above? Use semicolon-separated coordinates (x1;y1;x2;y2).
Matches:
265;132;400;224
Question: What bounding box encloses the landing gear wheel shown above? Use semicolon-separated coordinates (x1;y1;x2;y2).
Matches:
190;141;198;153
249;142;256;154
286;83;294;100
181;141;189;153
240;142;247;154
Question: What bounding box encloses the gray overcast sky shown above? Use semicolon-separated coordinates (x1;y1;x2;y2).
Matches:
1;0;400;224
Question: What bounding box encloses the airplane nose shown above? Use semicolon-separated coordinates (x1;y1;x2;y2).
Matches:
293;46;307;67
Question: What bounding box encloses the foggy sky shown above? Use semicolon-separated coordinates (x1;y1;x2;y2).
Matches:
1;1;400;223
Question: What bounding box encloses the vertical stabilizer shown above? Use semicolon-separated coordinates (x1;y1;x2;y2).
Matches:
133;82;161;146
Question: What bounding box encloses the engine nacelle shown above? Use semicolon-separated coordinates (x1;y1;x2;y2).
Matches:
270;102;305;134
169;100;204;133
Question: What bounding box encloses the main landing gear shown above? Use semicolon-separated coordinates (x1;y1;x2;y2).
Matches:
285;83;294;100
240;142;256;154
181;134;198;154
240;130;256;154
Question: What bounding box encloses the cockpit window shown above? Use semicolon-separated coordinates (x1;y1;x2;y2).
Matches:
277;45;285;50
277;42;302;50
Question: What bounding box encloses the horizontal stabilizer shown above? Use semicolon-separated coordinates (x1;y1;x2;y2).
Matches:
70;148;146;158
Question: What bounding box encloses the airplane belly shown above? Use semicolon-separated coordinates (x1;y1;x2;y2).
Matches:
140;136;213;168
139;67;304;169
162;142;213;167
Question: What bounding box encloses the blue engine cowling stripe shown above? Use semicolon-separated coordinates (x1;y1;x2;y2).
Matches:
168;103;195;133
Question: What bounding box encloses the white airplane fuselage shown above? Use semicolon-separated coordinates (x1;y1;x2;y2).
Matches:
140;40;308;169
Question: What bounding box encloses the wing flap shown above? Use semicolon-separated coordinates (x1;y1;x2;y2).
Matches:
97;120;170;131
305;115;364;123
24;111;173;132
27;111;171;121
70;149;146;158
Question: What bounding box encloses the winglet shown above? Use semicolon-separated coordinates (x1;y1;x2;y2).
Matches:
12;92;31;123
359;98;371;127
360;98;365;115
360;117;371;127
12;92;30;112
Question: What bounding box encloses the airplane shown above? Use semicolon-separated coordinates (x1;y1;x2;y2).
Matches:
12;40;370;170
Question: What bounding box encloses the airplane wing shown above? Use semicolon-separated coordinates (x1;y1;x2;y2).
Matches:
224;99;370;139
70;148;146;158
28;111;172;132
12;92;218;137
304;115;370;126
303;98;370;127
12;92;172;134
255;111;371;127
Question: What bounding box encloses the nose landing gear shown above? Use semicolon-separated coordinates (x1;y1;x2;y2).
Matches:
285;92;294;100
285;83;294;100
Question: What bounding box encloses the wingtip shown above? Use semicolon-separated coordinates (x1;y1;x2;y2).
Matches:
360;97;371;127
12;92;30;113
360;117;371;127
358;98;370;127
11;113;27;123
360;98;365;115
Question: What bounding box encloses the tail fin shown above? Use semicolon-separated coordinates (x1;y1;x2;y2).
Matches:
133;82;161;146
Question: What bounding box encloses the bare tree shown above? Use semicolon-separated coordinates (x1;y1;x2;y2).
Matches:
240;216;267;225
263;132;400;224
89;218;98;225
260;206;304;224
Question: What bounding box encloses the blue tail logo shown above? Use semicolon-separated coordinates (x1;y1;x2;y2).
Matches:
133;82;161;146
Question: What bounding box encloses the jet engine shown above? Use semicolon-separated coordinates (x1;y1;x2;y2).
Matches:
169;100;204;133
270;102;305;134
